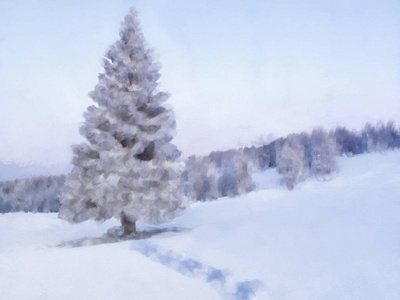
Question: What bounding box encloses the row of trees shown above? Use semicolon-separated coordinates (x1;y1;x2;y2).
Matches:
181;121;400;194
276;129;337;190
182;149;255;201
0;175;65;213
1;121;399;213
272;121;400;189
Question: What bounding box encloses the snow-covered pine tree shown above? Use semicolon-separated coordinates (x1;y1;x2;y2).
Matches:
59;8;184;236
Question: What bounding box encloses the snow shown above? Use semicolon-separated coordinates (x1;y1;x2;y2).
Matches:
1;151;400;299
0;214;220;299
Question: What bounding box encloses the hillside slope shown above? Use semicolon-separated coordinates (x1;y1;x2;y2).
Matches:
1;151;400;299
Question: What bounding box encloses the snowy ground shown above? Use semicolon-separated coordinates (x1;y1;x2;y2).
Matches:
1;151;400;299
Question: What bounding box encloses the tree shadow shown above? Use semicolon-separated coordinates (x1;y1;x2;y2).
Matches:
57;226;189;248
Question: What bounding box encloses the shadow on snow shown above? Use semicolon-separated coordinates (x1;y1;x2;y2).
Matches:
57;226;188;248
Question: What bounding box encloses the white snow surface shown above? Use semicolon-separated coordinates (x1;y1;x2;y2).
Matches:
1;151;400;299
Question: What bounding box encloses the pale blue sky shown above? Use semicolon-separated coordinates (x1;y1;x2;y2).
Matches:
1;0;399;164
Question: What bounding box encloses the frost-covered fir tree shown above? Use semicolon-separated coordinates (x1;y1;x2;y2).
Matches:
59;8;184;236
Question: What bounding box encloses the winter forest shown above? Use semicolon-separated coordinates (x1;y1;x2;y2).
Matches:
1;3;400;300
2;121;400;214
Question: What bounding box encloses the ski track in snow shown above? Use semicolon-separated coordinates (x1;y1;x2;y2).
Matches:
132;241;264;300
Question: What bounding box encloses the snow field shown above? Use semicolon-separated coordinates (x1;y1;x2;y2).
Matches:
1;151;400;299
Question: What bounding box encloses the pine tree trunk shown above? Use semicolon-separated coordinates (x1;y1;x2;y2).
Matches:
121;211;137;236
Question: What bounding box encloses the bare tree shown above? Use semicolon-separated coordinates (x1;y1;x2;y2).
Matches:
310;128;338;180
277;134;309;190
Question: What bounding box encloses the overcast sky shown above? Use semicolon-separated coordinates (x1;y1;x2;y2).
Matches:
1;0;399;165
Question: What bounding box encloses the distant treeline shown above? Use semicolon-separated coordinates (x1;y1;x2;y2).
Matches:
0;175;65;213
182;121;400;197
1;121;399;213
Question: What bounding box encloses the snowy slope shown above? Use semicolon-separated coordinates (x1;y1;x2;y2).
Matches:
1;151;400;299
